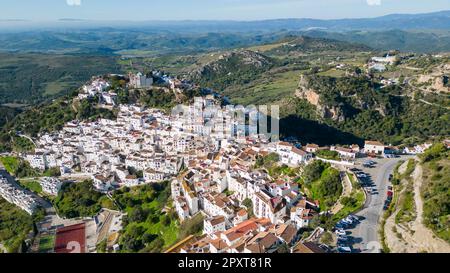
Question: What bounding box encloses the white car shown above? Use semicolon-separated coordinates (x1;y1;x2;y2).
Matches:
338;246;352;253
343;217;353;225
335;229;346;236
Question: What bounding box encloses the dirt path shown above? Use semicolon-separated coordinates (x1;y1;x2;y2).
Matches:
385;163;450;253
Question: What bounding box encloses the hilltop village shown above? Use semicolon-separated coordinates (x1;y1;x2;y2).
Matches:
0;71;444;254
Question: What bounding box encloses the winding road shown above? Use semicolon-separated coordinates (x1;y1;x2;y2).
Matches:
347;156;411;253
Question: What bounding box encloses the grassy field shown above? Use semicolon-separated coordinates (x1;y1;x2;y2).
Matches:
421;150;450;243
246;42;286;53
113;183;181;252
394;160;418;225
128;194;179;248
332;172;366;221
0;197;34;253
318;68;347;78
395;183;416;224
18;180;43;194
223;69;303;105
333;191;365;221
308;167;342;211
0;156;20;174
43;81;75;96
0;156;40;178
139;218;179;249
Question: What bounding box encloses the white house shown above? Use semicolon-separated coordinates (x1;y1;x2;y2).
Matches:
331;146;357;159
203;215;226;235
39;177;62;196
143;169;166;183
92;175;113;192
123;175;140;187
364;141;385;155
227;174;247;201
129;72;153;88
253;190;286;224
26;153;46;170
276;142;311;166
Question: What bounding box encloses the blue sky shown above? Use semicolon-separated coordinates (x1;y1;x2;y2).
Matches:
1;0;450;21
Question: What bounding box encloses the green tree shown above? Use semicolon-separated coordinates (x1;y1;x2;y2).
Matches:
303;160;329;184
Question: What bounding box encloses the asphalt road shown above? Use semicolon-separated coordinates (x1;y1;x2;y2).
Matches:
346;156;410;253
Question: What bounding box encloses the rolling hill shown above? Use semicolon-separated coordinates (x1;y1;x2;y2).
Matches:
0;53;123;105
181;37;449;146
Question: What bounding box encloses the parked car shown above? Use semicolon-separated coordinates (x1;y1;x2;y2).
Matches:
342;219;353;226
357;173;367;178
319;244;331;253
348;215;359;222
335;229;346;236
387;191;393;200
337;241;347;248
336;221;348;229
345;215;356;222
337;246;352;253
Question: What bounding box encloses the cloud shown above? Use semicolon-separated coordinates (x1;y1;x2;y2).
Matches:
366;0;381;6
66;0;82;6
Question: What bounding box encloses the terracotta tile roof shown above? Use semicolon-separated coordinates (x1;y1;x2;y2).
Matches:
209;216;225;226
292;147;307;156
365;140;384;146
292;242;325;253
278;141;292;146
210;238;228;251
306;143;319;148
237;209;248;217
246;232;278;253
276;224;297;244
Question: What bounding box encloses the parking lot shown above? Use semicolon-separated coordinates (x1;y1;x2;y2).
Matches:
333;155;412;253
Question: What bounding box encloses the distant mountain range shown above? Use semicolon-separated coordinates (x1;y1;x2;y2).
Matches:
184;10;450;32
1;10;450;32
0;10;449;54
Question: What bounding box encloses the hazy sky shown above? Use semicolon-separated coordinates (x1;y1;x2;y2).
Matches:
1;0;450;21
